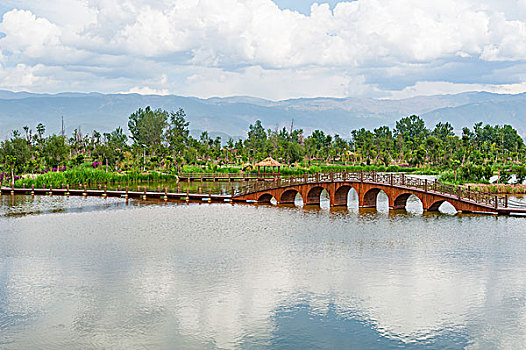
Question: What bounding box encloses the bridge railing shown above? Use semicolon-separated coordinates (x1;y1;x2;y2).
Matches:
234;171;519;209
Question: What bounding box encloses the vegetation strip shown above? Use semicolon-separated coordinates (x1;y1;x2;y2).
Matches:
1;107;525;192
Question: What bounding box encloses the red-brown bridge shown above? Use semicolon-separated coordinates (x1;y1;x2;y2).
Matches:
232;172;526;215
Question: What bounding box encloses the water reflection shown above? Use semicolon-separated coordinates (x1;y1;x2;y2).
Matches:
0;197;526;349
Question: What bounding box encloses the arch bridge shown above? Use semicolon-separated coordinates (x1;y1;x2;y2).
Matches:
232;172;526;215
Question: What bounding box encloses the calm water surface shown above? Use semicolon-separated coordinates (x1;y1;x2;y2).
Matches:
1;194;526;349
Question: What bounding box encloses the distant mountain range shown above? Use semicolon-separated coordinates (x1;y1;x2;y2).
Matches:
0;90;525;139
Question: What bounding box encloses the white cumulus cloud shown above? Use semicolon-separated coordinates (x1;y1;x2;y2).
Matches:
0;0;525;98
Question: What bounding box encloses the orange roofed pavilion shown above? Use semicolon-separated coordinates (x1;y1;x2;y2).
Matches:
255;157;282;178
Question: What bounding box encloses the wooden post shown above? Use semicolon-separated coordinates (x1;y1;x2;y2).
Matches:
31;184;35;196
104;185;107;197
49;185;53;196
360;170;363;183
208;189;212;202
390;174;393;186
330;171;334;182
66;184;70;196
231;188;234;198
457;187;461;199
494;195;498;209
199;186;202;194
125;186;129;199
505;195;508;208
164;186;168;201
186;188;190;201
83;185;87;196
401;174;405;186
424;179;428;193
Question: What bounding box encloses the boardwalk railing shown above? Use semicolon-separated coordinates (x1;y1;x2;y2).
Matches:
234;171;524;210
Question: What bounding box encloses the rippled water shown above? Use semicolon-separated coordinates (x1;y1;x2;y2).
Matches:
1;194;526;349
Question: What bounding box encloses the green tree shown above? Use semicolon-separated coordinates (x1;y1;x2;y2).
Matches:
395;115;427;151
43;135;69;168
128;106;168;151
246;120;267;160
0;136;31;175
167;108;190;156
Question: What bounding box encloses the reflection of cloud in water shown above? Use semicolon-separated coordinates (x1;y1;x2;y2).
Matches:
0;203;526;348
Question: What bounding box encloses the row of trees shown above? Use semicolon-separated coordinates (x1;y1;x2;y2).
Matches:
1;107;525;181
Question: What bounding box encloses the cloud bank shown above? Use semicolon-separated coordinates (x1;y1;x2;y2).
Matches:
0;0;525;99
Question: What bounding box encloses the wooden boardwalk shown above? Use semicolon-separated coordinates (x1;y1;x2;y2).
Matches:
1;186;232;203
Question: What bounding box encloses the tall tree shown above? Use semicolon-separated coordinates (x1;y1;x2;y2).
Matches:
394;115;427;150
128;106;168;150
167;108;190;156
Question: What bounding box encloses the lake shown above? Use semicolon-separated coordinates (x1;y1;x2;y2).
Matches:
1;194;526;349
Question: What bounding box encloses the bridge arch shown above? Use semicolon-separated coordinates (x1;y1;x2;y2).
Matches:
334;185;359;208
305;186;329;207
393;192;424;213
257;193;275;204
279;189;302;206
362;187;389;211
428;199;458;214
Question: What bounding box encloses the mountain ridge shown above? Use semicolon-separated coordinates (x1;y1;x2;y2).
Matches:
0;90;524;139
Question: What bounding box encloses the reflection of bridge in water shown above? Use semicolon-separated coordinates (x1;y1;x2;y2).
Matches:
232;172;526;215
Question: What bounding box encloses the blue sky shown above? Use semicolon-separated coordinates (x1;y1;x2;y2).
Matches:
273;0;344;14
0;0;525;100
